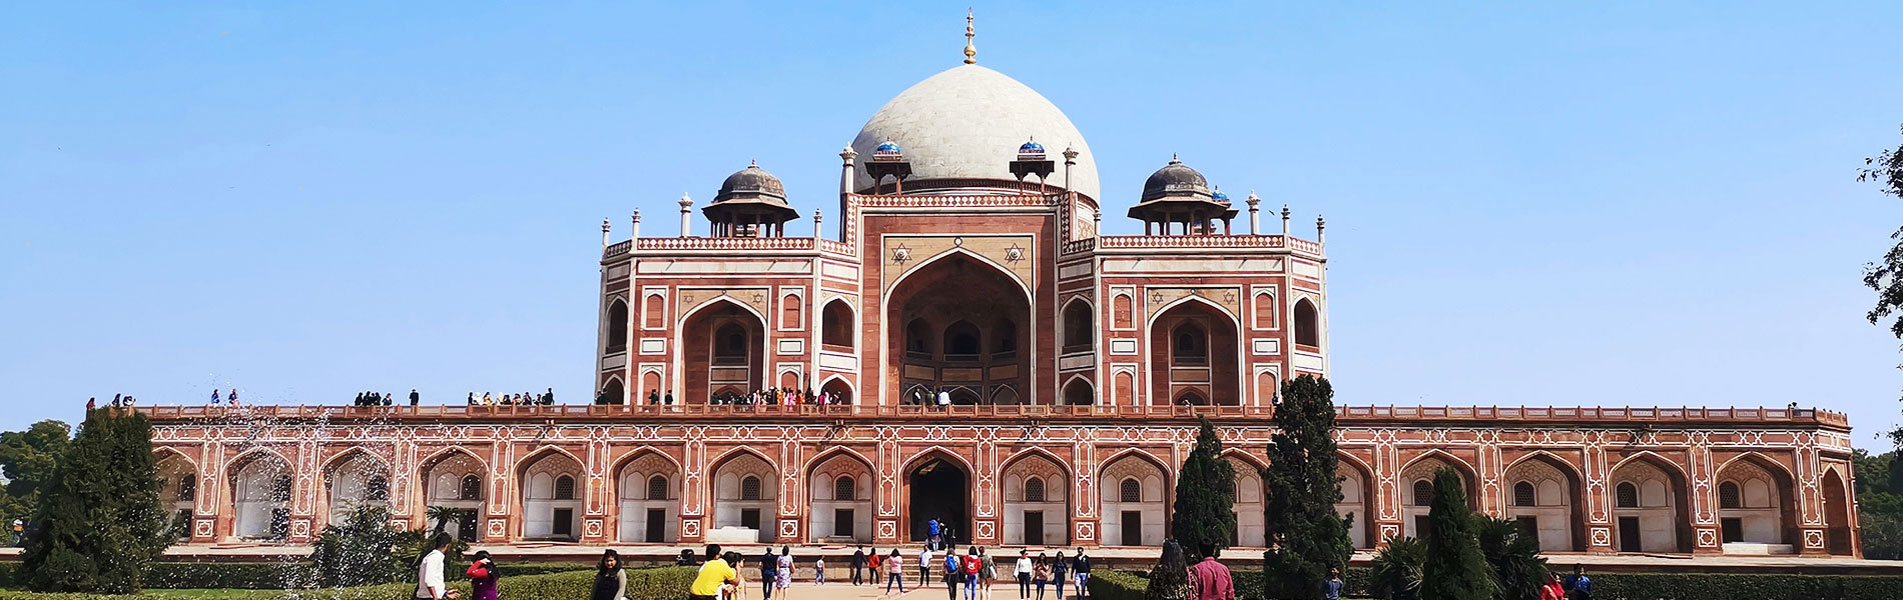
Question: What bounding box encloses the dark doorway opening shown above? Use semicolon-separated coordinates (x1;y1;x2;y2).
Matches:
909;459;968;543
1025;511;1044;545
457;511;480;542
1618;517;1641;552
646;508;666;543
1515;516;1540;549
553;509;573;537
1120;511;1142;546
1721;518;1743;543
741;509;762;532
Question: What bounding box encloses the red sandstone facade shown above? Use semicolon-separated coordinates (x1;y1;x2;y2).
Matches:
139;54;1863;559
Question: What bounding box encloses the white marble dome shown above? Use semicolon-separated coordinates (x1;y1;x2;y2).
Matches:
850;64;1100;201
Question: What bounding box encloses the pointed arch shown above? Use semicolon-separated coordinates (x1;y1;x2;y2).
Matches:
1335;452;1377;548
807;447;875;542
1062;296;1094;352
678;294;771;329
1502;451;1587;552
822;298;857;349
1292;296;1321;348
681;296;769;404
1062;375;1096;405
612;447;681;543
606;297;630;352
904;446;974;544
224;446;293;473
1714;452;1798;547
321;446;392;475
1098;448;1171;546
1399;449;1480;484
1608;451;1693;553
1609;450;1692;482
1714;451;1799;484
818;375;856;405
882;248;1034;305
1001;447;1073;545
1147;293;1242;406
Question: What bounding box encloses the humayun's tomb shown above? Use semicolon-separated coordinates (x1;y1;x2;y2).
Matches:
137;22;1862;559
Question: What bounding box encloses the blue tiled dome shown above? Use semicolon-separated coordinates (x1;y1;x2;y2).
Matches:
1019;140;1045;154
875;140;903;155
1212;188;1230;202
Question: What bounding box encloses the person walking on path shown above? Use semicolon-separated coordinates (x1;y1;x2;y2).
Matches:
691;544;739;600
943;545;965;600
1187;544;1233;600
759;548;779;600
885;550;907;594
851;546;868;586
1071;549;1090;600
776;546;794;598
961;547;983;600
814;556;826;586
1014;551;1033;600
592;550;627;600
1032;556;1052;600
414;533;460;600
1050;552;1069;600
465;551;500;600
919;546;935;588
978;547;996;600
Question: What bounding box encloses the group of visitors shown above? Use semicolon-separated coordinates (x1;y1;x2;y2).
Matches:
210;389;242;406
1133;542;1234;600
85;394;142;410
707;387;848;406
1543;565;1593;600
1010;549;1092;600
468;389;555;406
354;390;409;406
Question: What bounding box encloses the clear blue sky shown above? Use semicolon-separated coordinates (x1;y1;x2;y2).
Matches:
5;3;1903;448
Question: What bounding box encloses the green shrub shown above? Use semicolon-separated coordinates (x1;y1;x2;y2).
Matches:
1086;570;1148;600
0;566;698;600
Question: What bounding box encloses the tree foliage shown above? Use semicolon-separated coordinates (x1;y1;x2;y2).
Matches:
1860;124;1903;442
0;420;71;525
1262;375;1353;600
21;410;171;593
1419;468;1489;600
1475;516;1548;600
1171;415;1236;554
1368;536;1427;600
309;503;411;587
1853;449;1903;560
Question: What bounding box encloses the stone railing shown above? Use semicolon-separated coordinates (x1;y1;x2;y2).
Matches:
853;194;1060;209
134;404;1849;428
603;240;633;259
819;239;855;257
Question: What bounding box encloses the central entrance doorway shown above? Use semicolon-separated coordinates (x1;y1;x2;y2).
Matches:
909;458;969;544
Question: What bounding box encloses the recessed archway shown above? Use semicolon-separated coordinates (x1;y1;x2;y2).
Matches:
516;448;584;541
1336;454;1376;548
614;450;680;543
710;448;778;540
1824;467;1853;555
1147;297;1240;405
1608;452;1692;553
808;450;875;543
419;448;487;541
906;451;971;544
822;299;856;349
1502;453;1586;552
1001;450;1071;545
227;450;293;541
682;299;767;405
1098;451;1169;546
886;252;1032;405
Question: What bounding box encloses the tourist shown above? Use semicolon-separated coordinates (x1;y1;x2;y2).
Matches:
869;547;882;577
413;533;460;600
111;393;122;408
1187;544;1232;600
465;550;500;600
228;389;238;405
776;546;794;596
937;388;951;409
928;518;942;550
851;545;867;586
410;389;421;406
943;544;964;600
482;392;493;405
1071;548;1091;599
648;389;661;404
1050;552;1068;600
212;389;222;405
545;387;555;404
759;548;778;600
1322;568;1343;600
1014;550;1033;600
885;549;906;594
691;544;739;600
592;550;627;600
919;545;935;588
1539;573;1565;600
720;551;748;600
86;397;95;411
1032;555;1051;600
978;547;997;600
1142;541;1194;600
814;555;826;585
962;547;984;600
666;389;676;405
1563;565;1592;600
677;549;700;566
467;392;477;406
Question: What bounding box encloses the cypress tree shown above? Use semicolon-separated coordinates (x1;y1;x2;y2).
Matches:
1171;415;1236;553
22;410;171;593
1419;467;1489;600
1262;375;1353;600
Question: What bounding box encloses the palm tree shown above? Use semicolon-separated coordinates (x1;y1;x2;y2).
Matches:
1369;536;1426;600
425;505;462;535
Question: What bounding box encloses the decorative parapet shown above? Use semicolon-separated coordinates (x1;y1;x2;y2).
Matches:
1066;234;1323;257
134;404;1850;430
853;193;1061;209
601;236;857;260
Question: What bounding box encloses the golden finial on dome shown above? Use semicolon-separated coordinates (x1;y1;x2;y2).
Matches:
963;8;977;65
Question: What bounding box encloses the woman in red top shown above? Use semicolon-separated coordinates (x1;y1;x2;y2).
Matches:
1539;574;1565;600
466;550;500;600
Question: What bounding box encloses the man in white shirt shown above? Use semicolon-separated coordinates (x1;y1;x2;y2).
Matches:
919;546;935;588
415;533;461;600
936;389;950;408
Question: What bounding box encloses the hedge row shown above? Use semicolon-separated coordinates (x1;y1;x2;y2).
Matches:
0;561;614;591
1090;567;1903;600
0;567;699;600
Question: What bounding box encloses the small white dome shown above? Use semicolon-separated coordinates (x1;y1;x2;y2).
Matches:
850;64;1099;200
